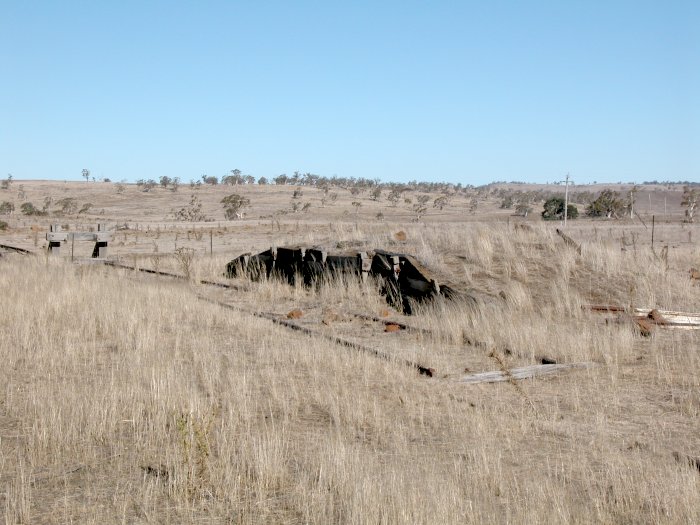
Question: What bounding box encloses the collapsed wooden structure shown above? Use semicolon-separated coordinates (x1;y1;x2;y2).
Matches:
46;223;111;258
226;246;457;314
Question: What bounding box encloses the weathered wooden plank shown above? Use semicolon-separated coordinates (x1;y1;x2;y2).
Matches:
458;362;594;384
46;233;69;242
587;304;700;322
633;308;700;326
46;232;111;242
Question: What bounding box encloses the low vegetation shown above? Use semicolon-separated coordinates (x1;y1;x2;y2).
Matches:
0;181;699;523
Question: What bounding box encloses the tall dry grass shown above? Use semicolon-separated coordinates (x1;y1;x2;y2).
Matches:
1;222;700;523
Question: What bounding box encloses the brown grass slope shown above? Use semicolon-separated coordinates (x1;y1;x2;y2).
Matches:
1;181;700;523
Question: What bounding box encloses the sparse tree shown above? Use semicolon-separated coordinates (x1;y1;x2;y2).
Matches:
500;195;514;209
387;189;402;207
586;190;625;219
221;193;250;220
0;201;14;214
174;195;206;221
20;202;44;216
627;185;639;219
222;169;244;185
433;195;449;210
542;197;578;220
542;197;564;220
42;196;53;214
258;176;268;185
55;197;78;215
515;203;532;217
370;187;382;201
159;176;172;189
82;169;90;182
682;186;698;223
416;194;430;206
412;204;427;221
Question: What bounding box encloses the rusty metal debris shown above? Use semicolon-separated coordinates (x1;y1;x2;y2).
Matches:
0;243;33;256
226;246;458;314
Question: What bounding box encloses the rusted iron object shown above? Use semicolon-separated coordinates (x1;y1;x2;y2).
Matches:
226;246;459;314
585;304;627;312
0;243;33;255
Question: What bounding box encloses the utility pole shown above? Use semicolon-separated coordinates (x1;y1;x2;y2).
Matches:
560;173;572;228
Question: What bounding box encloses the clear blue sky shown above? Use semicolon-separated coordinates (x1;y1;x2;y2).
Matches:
1;1;698;185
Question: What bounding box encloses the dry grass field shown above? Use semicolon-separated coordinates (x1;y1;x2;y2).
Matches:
1;180;700;523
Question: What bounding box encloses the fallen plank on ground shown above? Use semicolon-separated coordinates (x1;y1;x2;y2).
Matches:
458;362;594;385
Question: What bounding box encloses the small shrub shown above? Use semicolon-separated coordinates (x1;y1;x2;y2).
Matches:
175;195;207;222
20;202;45;216
174;247;195;279
55;197;78;215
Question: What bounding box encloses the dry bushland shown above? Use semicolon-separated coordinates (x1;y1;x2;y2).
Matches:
2;215;700;524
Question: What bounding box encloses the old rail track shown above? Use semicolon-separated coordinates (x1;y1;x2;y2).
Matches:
105;261;437;377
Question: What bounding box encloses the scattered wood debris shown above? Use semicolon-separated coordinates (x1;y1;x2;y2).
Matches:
585;305;700;333
458;362;594;385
